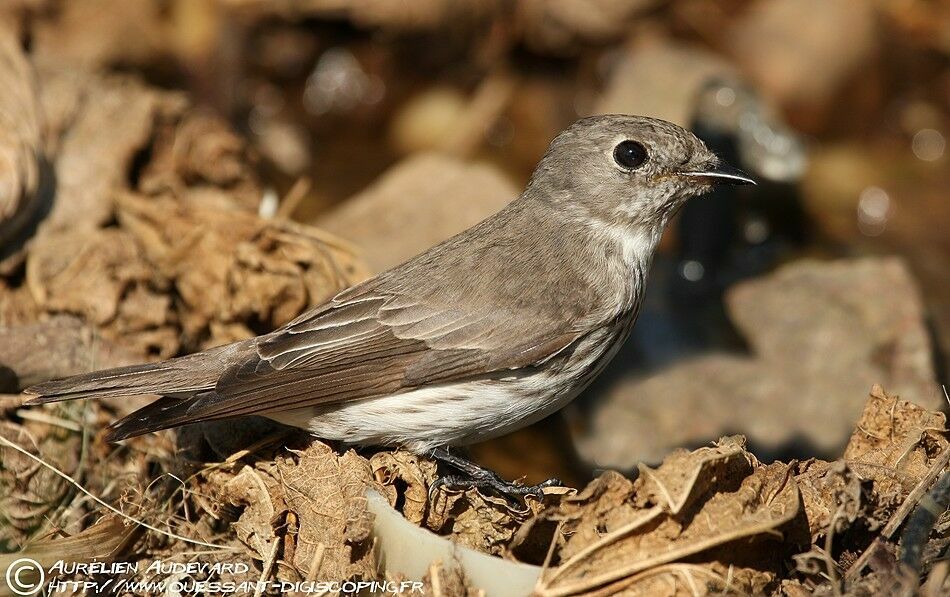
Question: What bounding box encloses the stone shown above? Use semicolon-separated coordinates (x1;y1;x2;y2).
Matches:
727;0;879;130
574;257;942;469
518;0;661;53
316;152;518;273
593;40;737;127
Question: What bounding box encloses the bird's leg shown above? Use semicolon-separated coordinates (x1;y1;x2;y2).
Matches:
428;447;563;504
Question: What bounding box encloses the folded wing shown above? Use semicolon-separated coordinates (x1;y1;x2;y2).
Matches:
104;282;584;438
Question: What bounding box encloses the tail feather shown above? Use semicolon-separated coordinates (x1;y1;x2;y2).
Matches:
105;395;220;441
23;342;248;404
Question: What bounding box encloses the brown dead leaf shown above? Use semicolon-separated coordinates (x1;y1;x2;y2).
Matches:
207;440;375;583
371;450;437;525
535;442;800;597
635;435;756;514
545;471;639;563
0;22;44;256
139;111;262;212
370;449;549;556
844;385;948;498
427;488;539;556
0;279;38;325
32;0;167;70
218;464;283;559
3;515;131;570
15;188;366;363
0;315;140;390
0;421;80;545
344;492;374;544
276;445;374;580
795;459;870;543
27;228;146;325
37;70;176;234
3;60;367;366
115;192;366;349
25;226;180;357
586;561;775;597
423;559;480;597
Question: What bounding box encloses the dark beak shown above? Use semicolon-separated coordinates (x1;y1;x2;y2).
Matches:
680;161;756;186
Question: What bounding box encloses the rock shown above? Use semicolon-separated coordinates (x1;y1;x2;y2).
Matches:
727;0;879;131
574;258;942;469
389;87;468;155
518;0;661;54
316;152;518;272
727;258;936;402
593;40;738;127
802;142;950;378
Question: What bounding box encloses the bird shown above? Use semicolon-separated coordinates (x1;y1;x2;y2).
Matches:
24;114;754;496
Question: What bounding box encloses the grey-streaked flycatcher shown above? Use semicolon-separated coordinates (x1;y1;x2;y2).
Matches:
25;115;754;493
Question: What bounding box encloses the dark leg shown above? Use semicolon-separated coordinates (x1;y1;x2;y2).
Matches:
428;447;563;504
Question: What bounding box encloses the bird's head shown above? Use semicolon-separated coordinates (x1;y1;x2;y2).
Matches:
527;114;755;232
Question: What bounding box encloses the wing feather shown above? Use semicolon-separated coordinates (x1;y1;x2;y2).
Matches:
176;284;584;421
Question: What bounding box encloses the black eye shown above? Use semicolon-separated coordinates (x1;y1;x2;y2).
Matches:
613;140;648;170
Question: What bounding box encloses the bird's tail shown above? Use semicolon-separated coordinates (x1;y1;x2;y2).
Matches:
105;395;212;441
23;342;247;404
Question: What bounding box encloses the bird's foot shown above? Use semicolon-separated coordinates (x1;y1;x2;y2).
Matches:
428;447;563;505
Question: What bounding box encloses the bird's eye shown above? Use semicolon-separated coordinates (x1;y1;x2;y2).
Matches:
613;140;649;170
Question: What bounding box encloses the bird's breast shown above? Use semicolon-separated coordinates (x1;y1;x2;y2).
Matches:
545;304;641;397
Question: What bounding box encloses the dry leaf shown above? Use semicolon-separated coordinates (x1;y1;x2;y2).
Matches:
0;421;80;545
208;440;376;582
0;315;139;390
844;385;948;498
371;449;551;556
535;442;801;596
371;450;437;527
0;22;44;256
635;435;756;514
795;459;870;543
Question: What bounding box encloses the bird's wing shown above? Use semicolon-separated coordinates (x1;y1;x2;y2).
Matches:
181;283;584;421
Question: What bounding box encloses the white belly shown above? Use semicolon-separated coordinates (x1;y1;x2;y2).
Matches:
267;320;632;453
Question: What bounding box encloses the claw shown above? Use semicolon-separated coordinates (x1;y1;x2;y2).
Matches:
427;447;565;505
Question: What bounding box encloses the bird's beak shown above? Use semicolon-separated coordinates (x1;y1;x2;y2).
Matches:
679;160;756;186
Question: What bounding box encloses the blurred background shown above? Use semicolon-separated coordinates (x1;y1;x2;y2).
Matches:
0;0;947;487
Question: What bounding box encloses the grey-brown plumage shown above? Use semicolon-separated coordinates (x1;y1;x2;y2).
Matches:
25;115;753;450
